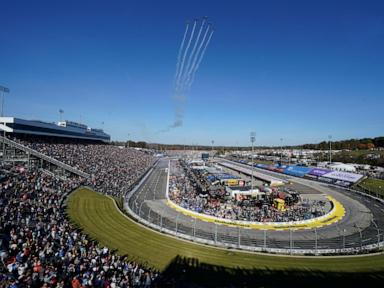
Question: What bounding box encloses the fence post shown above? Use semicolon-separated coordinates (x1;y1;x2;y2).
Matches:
238;226;241;248
134;200;138;214
355;226;363;250
214;223;218;244
160;214;163;232
138;202;144;218
175;214;179;235
290;229;293;254
263;230;267;250
360;230;363;250
193;218;196;241
314;228;318;254
372;219;380;247
148;208;152;223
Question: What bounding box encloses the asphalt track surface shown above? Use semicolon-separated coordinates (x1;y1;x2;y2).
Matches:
127;158;384;252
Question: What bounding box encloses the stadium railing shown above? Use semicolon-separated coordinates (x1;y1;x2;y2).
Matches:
0;135;90;178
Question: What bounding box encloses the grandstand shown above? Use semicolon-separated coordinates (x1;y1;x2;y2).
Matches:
0;116;110;142
0;116;161;287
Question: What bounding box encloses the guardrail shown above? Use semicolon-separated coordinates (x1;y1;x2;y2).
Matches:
0;136;90;178
128;206;384;256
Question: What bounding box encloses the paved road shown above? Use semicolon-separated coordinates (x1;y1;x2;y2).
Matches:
127;158;384;252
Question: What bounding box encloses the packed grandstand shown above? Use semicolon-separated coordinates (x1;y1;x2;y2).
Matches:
0;118;164;287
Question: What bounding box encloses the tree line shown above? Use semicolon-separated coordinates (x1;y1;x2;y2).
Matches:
110;137;384;151
299;137;384;150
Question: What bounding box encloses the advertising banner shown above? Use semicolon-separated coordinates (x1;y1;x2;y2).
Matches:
283;166;312;177
318;176;334;183
322;170;363;183
308;168;332;177
256;164;268;168
304;174;318;179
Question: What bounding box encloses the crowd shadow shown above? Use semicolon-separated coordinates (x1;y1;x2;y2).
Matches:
157;255;384;288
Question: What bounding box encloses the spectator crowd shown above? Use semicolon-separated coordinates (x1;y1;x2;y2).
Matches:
14;136;155;197
169;160;328;223
0;134;166;287
0;163;159;287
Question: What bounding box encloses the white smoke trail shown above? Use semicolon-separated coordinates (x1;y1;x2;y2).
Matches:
182;23;211;93
160;18;214;132
186;28;214;90
174;22;190;87
180;18;207;90
175;19;197;97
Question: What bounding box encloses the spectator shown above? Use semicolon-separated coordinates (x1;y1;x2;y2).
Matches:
0;160;159;287
169;160;327;223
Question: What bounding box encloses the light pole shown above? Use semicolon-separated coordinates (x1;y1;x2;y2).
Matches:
280;138;283;163
127;133;130;148
0;85;10;117
328;135;332;163
250;132;256;192
1;85;10;160
59;109;64;122
211;140;214;157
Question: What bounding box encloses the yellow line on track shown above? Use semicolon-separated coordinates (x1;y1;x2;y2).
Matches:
167;196;345;230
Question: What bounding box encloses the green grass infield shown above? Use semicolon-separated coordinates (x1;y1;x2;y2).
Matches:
359;178;384;197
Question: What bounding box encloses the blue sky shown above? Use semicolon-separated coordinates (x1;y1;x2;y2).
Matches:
0;0;383;146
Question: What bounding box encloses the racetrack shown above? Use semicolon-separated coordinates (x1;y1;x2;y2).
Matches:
126;158;384;254
67;187;384;273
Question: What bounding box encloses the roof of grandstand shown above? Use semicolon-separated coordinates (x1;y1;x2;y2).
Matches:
0;116;110;142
